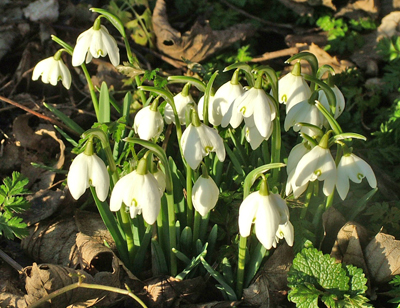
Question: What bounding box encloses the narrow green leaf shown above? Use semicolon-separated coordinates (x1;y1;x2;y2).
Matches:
43;103;84;135
223;62;254;87
200;256;238;301
167;76;206;92
99;82;110;123
244;242;267;288
54;125;79;147
51;35;73;55
151;239;169;275
133;225;152;274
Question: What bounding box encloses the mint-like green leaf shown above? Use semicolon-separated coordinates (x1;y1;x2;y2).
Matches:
288;248;371;307
0;212;28;240
288;284;321;308
346;265;368;296
339;294;373;307
288;247;349;291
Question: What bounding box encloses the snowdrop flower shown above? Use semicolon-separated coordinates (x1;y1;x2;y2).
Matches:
239;177;289;249
72;18;120;67
318;85;346;119
134;102;164;140
336;152;377;200
284;93;327;137
244;115;270;150
67;148;110;202
152;162;166;193
198;94;218;125
275;221;294;247
32;51;71;89
110;158;162;224
291;134;337;197
285;142;311;197
192;170;220;216
216;70;246;128
181;110;225;170
236;87;276;138
164;84;195;125
278;62;311;112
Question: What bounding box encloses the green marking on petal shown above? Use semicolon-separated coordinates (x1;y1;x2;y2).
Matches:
205;146;214;153
314;169;322;177
240;106;246;114
97;49;104;56
357;173;364;180
281;94;287;103
131;198;138;207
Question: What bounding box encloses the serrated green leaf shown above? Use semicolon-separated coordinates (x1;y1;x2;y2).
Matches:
288;284;321;308
288;248;349;291
346;265;368;296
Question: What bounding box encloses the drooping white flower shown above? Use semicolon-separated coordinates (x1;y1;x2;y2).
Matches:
67;152;110;201
318;86;346;119
164;92;196;125
275;220;294;247
236;87;276;138
198;94;220;126
110;170;162;225
284;97;327;137
192;175;219;216
285;142;311;197
153;164;166;194
216;80;246;128
244;115;271;150
291;144;337;197
239;190;289;250
72;24;120;67
278;62;311;112
134;105;164;140
32;56;71;89
336;153;377;200
181;122;225;170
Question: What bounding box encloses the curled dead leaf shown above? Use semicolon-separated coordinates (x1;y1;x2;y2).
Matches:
152;0;255;63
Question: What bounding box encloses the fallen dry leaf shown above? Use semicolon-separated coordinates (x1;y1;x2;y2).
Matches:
365;232;400;283
243;243;294;307
151;0;255;63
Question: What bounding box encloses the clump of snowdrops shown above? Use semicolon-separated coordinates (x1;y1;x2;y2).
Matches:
32;8;377;300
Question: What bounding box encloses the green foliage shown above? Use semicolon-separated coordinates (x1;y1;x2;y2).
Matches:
316;16;376;54
288;248;371;307
0;172;30;240
142;68;168;88
363;202;400;236
388;275;400;307
376;36;400;62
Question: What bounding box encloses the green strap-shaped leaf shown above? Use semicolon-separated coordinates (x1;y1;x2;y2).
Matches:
99;82;110;123
43;103;84;135
167;76;206;92
223;62;254;87
200;256;238;301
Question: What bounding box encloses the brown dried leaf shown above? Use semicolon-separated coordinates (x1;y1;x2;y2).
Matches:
335;0;379;19
243;243;294;307
321;206;347;252
152;0;255;63
365;232;400;283
21;189;66;226
144;276;205;308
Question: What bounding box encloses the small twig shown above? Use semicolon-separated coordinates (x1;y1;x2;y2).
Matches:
220;0;293;34
0;95;80;137
0;248;24;273
251;45;310;62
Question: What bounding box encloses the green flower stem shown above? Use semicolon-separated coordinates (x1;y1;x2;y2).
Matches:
186;164;194;228
236;235;247;298
120;205;136;264
80;63;100;120
90;187;129;265
166;192;177;276
300;182;314;219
